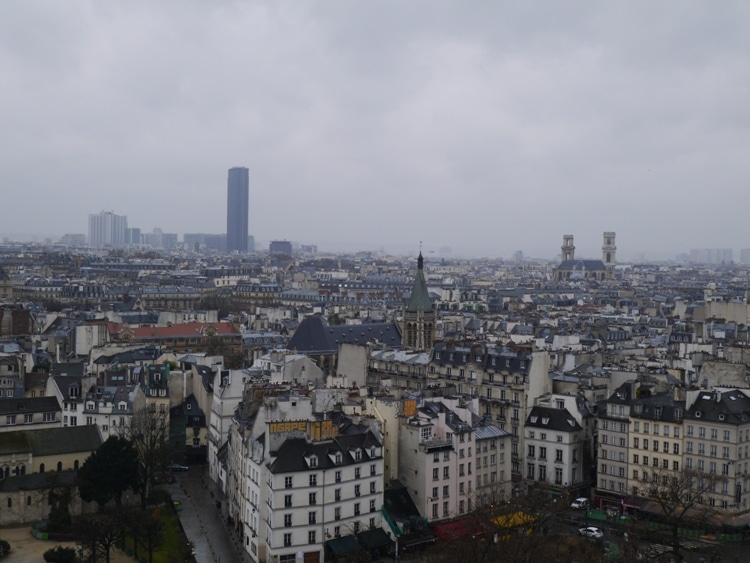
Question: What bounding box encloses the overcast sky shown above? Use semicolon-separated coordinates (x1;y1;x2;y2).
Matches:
2;1;749;259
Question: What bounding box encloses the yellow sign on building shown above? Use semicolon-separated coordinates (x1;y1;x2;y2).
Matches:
403;399;417;417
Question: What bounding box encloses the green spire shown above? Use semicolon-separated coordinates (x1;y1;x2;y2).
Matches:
406;252;432;313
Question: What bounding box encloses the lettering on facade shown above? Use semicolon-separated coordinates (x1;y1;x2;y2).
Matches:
269;421;307;434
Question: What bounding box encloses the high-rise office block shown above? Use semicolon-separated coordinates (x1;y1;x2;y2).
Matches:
226;167;249;252
88;211;127;247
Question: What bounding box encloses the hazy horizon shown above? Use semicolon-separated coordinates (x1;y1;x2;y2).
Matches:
2;2;749;260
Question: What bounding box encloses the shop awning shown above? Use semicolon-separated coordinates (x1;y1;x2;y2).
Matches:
325;535;359;556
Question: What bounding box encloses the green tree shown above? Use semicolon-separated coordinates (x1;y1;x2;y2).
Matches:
78;436;140;510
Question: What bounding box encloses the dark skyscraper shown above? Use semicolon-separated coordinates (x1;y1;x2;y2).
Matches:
226;167;249;252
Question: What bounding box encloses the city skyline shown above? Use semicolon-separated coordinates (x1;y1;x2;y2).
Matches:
2;3;749;258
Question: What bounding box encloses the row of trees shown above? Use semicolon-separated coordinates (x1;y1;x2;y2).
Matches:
405;466;730;563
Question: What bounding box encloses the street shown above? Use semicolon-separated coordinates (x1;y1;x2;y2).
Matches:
167;466;250;563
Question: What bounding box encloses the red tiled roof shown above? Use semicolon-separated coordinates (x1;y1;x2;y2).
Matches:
131;322;239;339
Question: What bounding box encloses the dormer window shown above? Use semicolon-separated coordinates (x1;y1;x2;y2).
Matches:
335;453;342;464
370;447;376;458
309;455;318;468
542;418;550;425
354;449;362;461
186;403;192;410
530;416;538;423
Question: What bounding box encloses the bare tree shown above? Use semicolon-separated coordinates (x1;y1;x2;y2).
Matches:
75;511;121;563
638;467;720;558
116;407;172;510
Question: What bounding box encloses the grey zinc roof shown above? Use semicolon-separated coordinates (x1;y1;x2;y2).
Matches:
526;406;582;432
474;425;509;441
268;429;382;474
288;315;401;353
0;396;60;415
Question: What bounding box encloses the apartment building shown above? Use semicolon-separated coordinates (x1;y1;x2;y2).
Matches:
474;424;512;506
397;399;476;521
627;390;684;499
524;405;587;497
596;382;634;512
684;389;750;514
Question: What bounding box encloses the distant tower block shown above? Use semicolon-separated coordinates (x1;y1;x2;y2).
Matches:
602;232;616;266
561;235;575;261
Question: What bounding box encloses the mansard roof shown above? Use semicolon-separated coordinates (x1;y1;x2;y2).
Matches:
288;315;401;354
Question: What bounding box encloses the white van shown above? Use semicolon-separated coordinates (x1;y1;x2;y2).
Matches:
570;497;589;510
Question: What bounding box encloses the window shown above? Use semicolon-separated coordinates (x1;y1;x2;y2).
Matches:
443;467;449;479
528;445;535;457
633;469;639;480
370;499;376;512
309;456;318;468
283;533;292;547
674;444;680;455
309;492;317;505
633;438;639;448
355;467;361;479
308;530;316;545
653;440;659;452
284;495;292;508
335;470;342;483
699;427;706;439
43;412;55;422
284;476;293;489
687;425;694;436
6;415;16;425
443;485;449;497
724;431;731;442
354;502;360;516
432;504;438;518
633;454;639;464
308;512;316;525
24;414;33;424
355;485;361;497
434;452;440;463
335;507;341;520
443;501;449;517
555;450;563;462
309;474;317;487
433;468;439;480
711;429;718;440
643;439;649;450
539;447;547;460
370;481;376;494
284;514;292;527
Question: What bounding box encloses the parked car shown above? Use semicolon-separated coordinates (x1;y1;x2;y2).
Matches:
570;497;590;510
578;526;603;539
167;463;189;472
